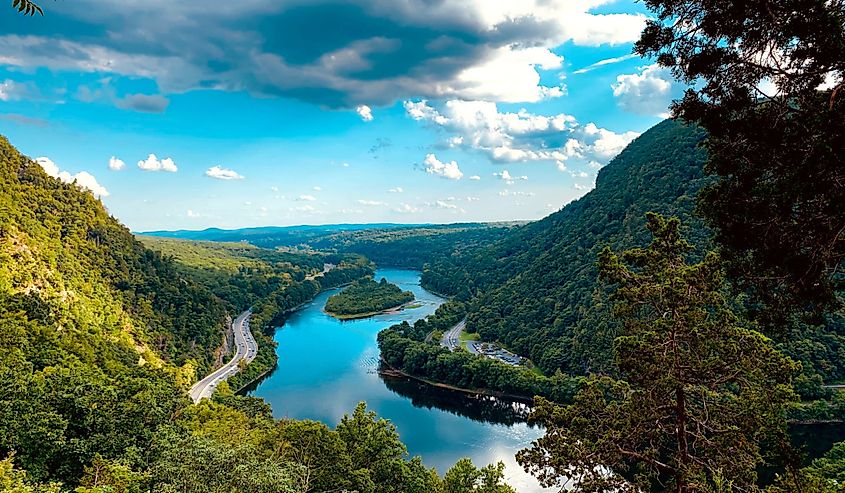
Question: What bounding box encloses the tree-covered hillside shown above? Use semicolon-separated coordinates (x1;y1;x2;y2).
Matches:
0;136;516;492
422;120;712;375
0;135;229;482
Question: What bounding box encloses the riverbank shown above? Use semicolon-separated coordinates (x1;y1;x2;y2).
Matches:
325;299;419;320
379;358;535;404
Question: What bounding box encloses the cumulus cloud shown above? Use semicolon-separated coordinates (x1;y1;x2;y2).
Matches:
297;194;317;201
205;165;244;180
186;209;201;218
137;154;178;172
108;156;125;171
355;105;373;121
0;1;646;107
36;156;110;197
115;93;170;113
423;153;463;180
406;99;639;167
493;170;528;184
612;64;680;117
469;175;481;181
388;187;403;193
394;203;421;214
312;186;322;191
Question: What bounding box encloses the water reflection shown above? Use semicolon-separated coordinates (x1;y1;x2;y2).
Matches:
380;374;534;426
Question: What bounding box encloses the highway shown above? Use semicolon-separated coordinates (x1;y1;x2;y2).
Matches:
189;310;257;403
441;318;467;351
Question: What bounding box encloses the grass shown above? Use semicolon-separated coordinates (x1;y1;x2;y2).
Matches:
459;330;480;349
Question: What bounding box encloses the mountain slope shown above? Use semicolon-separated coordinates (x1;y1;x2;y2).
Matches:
422;119;712;374
0;136;230;481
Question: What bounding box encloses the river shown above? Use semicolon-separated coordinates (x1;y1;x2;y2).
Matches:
248;268;550;492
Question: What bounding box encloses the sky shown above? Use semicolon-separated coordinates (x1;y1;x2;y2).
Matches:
0;0;685;231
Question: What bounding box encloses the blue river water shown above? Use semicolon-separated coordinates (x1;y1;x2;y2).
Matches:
249;268;549;492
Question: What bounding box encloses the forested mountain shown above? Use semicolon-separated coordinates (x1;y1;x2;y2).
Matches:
0;135;230;482
0;136;515;492
421;119;711;375
144;223;516;270
421;119;845;392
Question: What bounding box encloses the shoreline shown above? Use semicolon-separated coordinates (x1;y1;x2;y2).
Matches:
324;299;418;320
378;358;535;405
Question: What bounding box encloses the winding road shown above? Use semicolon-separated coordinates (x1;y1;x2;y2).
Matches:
189;310;257;403
441;318;467;351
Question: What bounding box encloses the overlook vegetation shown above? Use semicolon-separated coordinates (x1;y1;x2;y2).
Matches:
325;277;414;318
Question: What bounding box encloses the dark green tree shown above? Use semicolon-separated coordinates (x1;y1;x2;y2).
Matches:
10;0;44;16
636;0;845;316
517;214;798;492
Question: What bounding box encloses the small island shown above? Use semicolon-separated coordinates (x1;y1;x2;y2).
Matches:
325;277;415;319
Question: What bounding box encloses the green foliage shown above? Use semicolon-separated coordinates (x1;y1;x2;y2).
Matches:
517;214;798;492
378;304;581;403
421;120;712;376
636;0;845;316
0;135;512;492
443;459;515;493
768;441;845;492
11;0;43;16
325;277;414;317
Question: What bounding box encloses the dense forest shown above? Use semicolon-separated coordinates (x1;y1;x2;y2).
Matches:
144;223;515;271
325;277;414;317
0;136;514;492
418;120;845;400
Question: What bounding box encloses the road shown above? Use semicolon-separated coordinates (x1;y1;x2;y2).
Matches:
441;318;467;351
189;310;257;403
305;262;336;281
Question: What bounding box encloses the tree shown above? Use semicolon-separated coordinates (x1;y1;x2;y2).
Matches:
636;0;845;317
443;459;515;493
517;214;798;492
10;0;44;16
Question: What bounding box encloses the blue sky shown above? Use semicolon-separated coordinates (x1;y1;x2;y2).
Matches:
0;0;683;231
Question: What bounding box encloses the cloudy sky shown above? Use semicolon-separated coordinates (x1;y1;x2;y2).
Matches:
0;0;683;231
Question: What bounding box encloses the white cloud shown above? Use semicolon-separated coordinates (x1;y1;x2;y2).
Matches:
292;204;315;212
570;170;589;178
466;196;480;202
612;64;679;117
36;156;110;197
270;186;279;192
499;189;535;197
357;199;386;206
205;165;244;180
297;194;316;201
312;186;322;191
0;2;648;109
0;79;27;101
574;183;589;191
394;203;421;214
423;153;463;180
355;105;373;121
434;200;457;209
137;153;178;172
469;175;481;181
108;156;125;171
341;162;350;168
388;187;403;193
186;209;200;218
493;170;528;185
405;99;638;167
